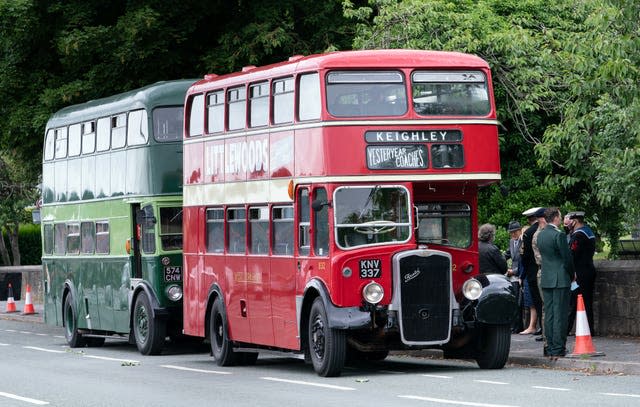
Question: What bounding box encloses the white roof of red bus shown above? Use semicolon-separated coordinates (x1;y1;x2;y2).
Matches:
189;49;490;93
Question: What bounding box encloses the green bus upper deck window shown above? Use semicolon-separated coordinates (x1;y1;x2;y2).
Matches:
111;114;126;149
154;107;184;142
127;109;149;146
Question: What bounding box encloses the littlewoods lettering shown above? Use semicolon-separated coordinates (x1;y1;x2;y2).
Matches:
205;139;269;176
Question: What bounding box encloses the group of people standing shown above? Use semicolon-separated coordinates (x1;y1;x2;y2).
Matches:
478;207;597;358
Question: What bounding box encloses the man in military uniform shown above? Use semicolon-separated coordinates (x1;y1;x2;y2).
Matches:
537;207;575;358
566;211;597;334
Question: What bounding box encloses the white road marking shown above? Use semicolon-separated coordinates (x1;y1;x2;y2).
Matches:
600;392;640;398
4;329;17;332
474;380;509;385
53;335;65;339
0;391;49;405
0;343;9;346
531;386;570;391
261;377;356;391
422;374;453;379
19;331;32;334
83;355;140;364
399;395;519;407
35;333;48;337
22;346;66;354
161;365;231;375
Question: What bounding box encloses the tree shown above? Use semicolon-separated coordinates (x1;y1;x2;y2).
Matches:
0;0;360;262
345;0;639;252
0;152;38;265
535;0;640;250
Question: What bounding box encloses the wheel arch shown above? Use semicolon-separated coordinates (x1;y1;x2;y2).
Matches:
204;283;224;342
61;279;78;328
129;281;162;329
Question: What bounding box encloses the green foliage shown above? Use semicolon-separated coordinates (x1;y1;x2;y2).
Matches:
2;224;42;266
347;0;639;253
0;0;637;258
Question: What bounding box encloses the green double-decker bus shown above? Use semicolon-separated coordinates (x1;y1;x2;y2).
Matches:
41;80;193;355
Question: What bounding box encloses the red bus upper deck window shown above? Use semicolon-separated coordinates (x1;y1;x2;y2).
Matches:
207;91;224;134
412;71;490;116
250;82;269;128
326;71;407;117
228;87;247;131
189;94;204;137
298;73;320;121
273;78;294;124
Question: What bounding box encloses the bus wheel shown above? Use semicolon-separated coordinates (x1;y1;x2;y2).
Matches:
63;294;86;348
209;297;239;366
475;324;511;369
133;292;166;355
308;297;346;377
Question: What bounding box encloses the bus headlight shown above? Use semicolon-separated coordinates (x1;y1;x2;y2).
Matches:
362;282;384;304
462;279;482;300
166;285;183;302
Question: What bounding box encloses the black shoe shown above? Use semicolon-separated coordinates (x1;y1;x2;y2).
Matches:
535;336;544;342
534;329;542;335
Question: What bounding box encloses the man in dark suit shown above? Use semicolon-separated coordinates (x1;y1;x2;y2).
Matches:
537;207;575;357
520;207;545;335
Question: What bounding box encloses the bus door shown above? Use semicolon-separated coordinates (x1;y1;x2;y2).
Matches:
270;202;297;349
246;206;274;346
225;207;251;343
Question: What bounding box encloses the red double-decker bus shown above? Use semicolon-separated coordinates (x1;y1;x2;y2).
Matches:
182;49;517;376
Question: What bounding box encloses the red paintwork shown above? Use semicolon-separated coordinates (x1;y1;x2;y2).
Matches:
182;50;500;351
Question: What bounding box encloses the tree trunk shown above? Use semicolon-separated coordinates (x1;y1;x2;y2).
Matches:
0;230;10;266
7;222;20;266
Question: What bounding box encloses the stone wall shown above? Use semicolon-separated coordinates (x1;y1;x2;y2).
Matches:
594;260;640;336
2;262;640;336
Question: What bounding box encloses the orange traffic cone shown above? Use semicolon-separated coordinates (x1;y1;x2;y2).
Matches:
4;283;17;313
567;294;605;358
22;284;36;315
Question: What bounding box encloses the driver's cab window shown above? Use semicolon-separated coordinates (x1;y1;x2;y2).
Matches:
298;188;310;256
139;205;156;254
333;185;411;249
416;202;471;248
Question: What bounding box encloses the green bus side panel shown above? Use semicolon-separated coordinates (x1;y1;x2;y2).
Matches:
43;256;130;334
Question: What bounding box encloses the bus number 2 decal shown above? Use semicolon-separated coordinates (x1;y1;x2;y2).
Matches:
359;259;381;278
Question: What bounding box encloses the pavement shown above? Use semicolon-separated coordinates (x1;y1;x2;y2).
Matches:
2;300;639;375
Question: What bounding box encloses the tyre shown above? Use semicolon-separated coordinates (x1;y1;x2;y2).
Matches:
475;324;511;369
308;297;346;377
63;294;86;348
209;297;239;366
133;292;166;355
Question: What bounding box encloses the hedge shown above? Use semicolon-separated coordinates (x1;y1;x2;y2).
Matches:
2;224;42;266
